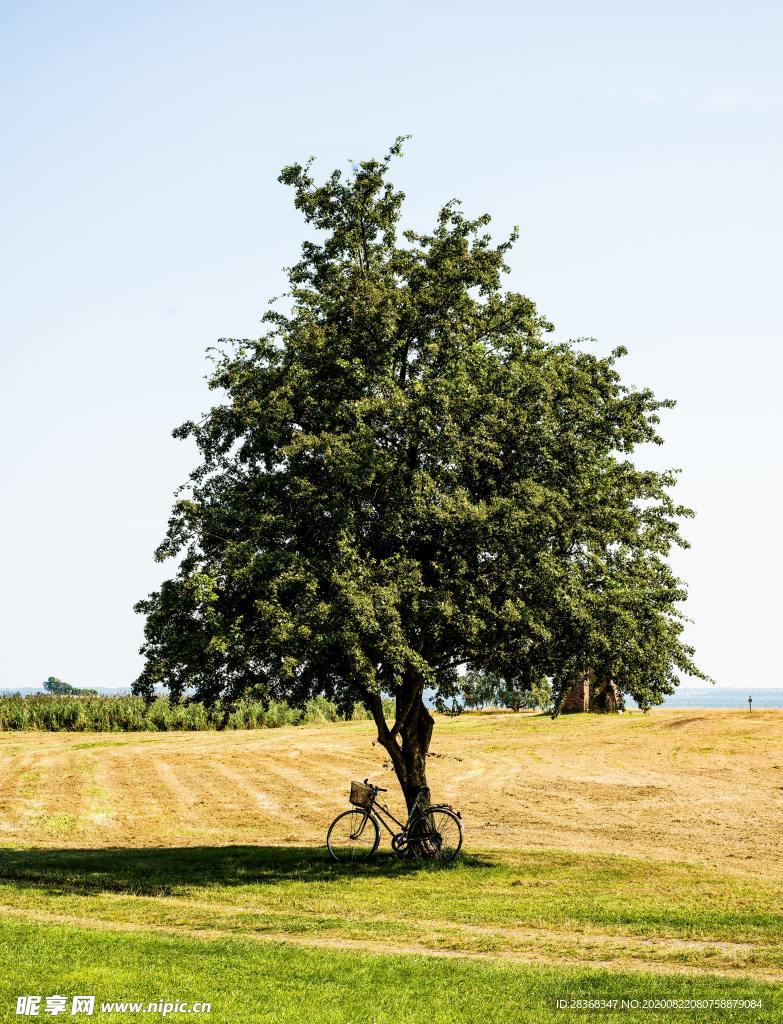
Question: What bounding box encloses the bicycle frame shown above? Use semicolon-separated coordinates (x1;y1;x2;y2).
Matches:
354;792;430;846
366;797;408;837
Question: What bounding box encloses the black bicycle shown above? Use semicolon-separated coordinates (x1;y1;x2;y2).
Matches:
326;779;463;864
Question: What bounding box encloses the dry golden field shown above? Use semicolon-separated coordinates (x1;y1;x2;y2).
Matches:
1;708;781;878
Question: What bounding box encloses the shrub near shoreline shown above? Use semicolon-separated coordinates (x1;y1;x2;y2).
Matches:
0;694;391;732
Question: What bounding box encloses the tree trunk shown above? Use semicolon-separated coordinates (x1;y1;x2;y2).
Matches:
366;680;434;814
397;696;434;813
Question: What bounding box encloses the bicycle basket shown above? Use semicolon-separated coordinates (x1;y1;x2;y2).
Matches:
349;781;374;808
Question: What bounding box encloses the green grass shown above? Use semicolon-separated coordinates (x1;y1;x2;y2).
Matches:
1;915;780;1024
1;845;781;939
2;845;782;1021
1;845;782;976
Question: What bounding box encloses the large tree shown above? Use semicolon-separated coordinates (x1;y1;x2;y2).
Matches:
134;140;706;811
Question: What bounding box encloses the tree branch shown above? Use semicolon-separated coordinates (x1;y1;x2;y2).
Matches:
365;691;395;748
389;683;418;741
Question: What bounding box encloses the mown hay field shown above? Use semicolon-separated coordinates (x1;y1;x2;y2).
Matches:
2;709;782;1023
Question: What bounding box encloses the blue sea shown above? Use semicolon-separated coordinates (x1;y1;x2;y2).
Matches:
644;687;783;709
424;686;783;711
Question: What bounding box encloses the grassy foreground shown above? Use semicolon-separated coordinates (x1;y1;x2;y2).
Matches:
1;846;782;971
1;845;782;1022
2;915;779;1024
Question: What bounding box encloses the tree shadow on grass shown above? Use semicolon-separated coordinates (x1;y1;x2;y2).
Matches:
0;845;496;897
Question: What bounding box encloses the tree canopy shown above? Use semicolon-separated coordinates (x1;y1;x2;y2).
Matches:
134;139;705;808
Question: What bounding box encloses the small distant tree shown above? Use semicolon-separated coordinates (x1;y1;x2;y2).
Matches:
432;693;464;717
461;669;498;710
498;676;552;713
528;677;553;713
134;140;706;812
494;671;552;712
43;677;76;695
496;681;524;711
42;677;98;696
452;668;553;713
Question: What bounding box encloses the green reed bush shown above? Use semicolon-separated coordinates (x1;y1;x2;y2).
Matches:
302;696;341;724
0;692;399;732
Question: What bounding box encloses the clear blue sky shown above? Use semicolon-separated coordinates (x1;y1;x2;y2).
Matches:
2;2;781;690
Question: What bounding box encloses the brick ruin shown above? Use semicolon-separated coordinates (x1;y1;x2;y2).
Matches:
561;672;621;714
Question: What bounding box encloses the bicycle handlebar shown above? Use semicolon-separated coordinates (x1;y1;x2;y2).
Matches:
363;778;387;792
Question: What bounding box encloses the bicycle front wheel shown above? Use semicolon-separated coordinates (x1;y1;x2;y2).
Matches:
411;807;463;864
326;809;380;863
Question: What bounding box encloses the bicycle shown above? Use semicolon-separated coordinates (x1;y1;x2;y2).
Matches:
326;779;463;864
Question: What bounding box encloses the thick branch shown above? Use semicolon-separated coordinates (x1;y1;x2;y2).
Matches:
389;682;419;741
366;690;409;787
365;691;394;746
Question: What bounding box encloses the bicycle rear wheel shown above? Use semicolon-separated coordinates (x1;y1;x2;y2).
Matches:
411;807;463;864
326;809;380;862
